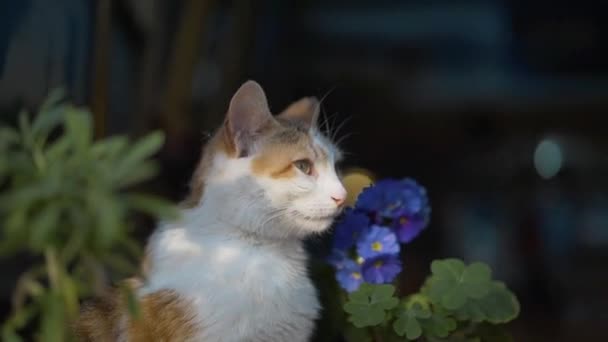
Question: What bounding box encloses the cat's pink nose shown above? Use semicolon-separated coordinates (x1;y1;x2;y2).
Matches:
331;193;346;207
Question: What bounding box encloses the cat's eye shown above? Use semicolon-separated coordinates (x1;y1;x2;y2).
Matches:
293;159;313;175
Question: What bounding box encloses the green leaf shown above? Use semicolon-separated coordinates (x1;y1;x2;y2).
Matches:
31;99;65;139
428;259;493;310
45;135;72;161
120;284;141;319
18;111;32;140
113;132;164;180
90;136;129;159
104;252;137;276
90;190;124;249
420;312;457;338
0;127;20;146
344;284;398;328
0;209;29;255
393;312;422;340
454;300;486;323
65;109;92;151
29;205;61;251
410;302;432;319
39;88;67;112
61;275;79;318
461;262;492;299
0;182;51;211
115;161;159;188
3;302;39;332
455;281;520;324
2;327;23;342
125;193;178;220
393;302;432;340
39;292;66;342
431;259;465;277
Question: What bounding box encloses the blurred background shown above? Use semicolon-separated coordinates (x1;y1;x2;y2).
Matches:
1;0;608;340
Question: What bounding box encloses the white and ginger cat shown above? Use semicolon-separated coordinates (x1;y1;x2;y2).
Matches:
76;80;347;341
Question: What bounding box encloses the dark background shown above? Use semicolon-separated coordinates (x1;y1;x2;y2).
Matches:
2;0;608;340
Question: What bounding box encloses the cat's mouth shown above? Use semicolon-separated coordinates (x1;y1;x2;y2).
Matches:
290;209;341;233
298;211;340;222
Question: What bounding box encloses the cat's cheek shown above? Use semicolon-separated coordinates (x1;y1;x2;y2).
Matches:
266;178;314;205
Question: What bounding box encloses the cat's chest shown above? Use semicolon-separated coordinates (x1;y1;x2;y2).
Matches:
146;230;319;341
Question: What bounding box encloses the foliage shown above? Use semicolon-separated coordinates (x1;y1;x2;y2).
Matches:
342;259;519;341
328;179;520;341
344;284;399;327
0;91;177;341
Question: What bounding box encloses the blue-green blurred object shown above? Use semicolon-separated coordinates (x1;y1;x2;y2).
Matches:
0;90;177;342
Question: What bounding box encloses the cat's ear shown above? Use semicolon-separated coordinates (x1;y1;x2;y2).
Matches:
278;97;320;130
224;80;275;157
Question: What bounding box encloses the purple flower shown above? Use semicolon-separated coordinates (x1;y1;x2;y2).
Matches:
394;213;430;243
327;176;431;292
356;225;400;259
336;259;364;292
332;209;370;251
355;178;430;224
362;255;402;284
355;179;402;216
327;249;348;270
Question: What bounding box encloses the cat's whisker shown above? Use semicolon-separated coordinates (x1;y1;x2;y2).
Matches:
335;131;356;148
328;112;342;140
319;111;338;137
260;208;288;223
316;86;335;129
331;116;352;143
318;85;337;108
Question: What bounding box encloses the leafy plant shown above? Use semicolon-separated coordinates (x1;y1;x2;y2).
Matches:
0;92;177;341
343;259;519;341
328;179;520;341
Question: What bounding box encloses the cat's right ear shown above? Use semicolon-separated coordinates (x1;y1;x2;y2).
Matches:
224;80;275;157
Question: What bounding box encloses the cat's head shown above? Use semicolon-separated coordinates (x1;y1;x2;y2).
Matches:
185;81;347;239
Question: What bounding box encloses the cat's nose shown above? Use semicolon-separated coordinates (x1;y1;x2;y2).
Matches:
331;188;347;207
331;195;345;207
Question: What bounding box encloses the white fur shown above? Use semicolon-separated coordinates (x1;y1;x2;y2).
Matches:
140;129;346;341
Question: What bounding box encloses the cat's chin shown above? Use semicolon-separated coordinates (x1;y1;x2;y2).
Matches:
292;215;336;236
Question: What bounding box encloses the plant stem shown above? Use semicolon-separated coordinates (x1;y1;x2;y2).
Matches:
370;327;383;342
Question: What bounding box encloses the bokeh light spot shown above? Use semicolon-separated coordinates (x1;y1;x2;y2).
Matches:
534;139;563;179
342;168;375;206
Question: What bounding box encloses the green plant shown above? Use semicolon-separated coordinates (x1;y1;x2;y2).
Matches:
342;259;519;341
0;92;177;341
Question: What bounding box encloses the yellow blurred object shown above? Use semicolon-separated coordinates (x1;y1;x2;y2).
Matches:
341;168;375;207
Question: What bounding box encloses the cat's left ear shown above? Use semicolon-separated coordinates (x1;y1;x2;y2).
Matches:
277;97;320;130
224;80;276;157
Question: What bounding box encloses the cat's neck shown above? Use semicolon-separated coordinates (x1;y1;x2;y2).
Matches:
179;198;302;247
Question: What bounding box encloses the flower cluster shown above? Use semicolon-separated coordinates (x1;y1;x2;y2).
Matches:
329;178;430;292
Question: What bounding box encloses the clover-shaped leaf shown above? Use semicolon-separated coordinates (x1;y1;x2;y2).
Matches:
394;314;421;340
455;281;520;324
454;300;486;323
393;302;431;340
344;284;399;328
420;312;457;338
428;259;492;310
462;262;492;299
475;281;520;323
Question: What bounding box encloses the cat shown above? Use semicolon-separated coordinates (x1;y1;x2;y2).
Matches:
75;80;347;341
